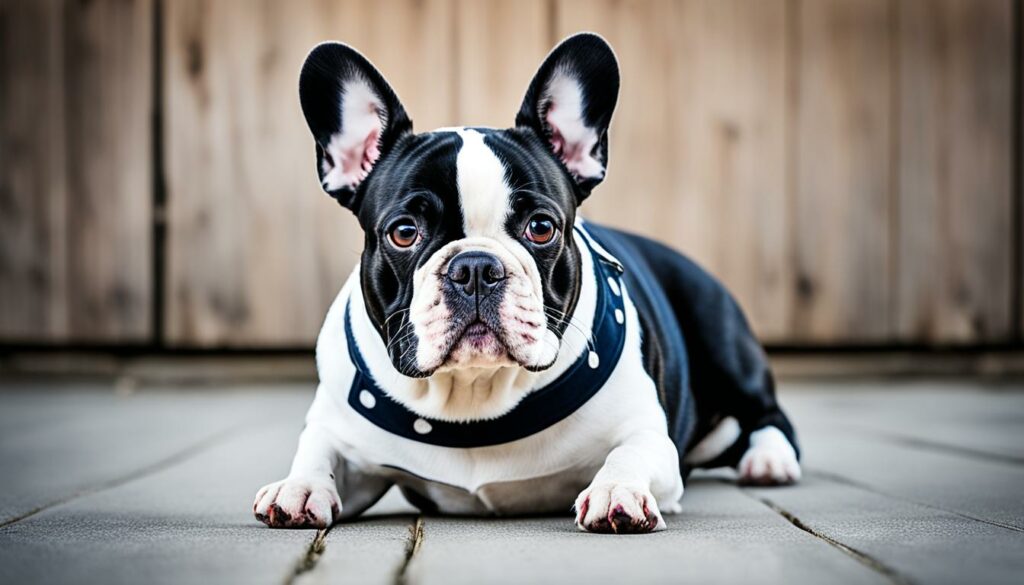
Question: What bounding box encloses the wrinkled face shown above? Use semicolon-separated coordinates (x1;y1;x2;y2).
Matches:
358;128;581;376
298;34;619;377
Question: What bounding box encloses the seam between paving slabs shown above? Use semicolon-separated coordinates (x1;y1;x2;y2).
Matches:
0;421;246;529
395;517;426;585
283;516;424;585
807;468;1024;534
283;527;330;585
739;488;914;585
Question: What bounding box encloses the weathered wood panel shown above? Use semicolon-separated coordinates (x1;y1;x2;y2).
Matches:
896;0;1014;343
792;0;893;342
555;0;792;341
2;0;1017;348
0;0;153;343
164;0;456;346
0;0;66;342
455;0;551;128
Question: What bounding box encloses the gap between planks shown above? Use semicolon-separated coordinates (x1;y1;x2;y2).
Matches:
396;516;426;585
282;516;425;585
741;487;914;585
283;527;329;585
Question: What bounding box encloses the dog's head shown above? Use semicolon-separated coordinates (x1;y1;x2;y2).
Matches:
300;33;619;377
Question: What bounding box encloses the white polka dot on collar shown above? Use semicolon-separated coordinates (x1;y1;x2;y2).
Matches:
413;418;433;435
607;277;621;296
588;351;600;369
615;308;624;324
358;389;376;409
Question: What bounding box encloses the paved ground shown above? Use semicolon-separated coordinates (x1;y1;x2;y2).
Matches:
0;379;1021;585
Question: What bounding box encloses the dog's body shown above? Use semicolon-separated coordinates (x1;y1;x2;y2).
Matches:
255;34;799;533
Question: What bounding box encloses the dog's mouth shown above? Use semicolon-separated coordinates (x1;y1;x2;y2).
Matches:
462;321;493;341
455;319;507;352
439;319;513;369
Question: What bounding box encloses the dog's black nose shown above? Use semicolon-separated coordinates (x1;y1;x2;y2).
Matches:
446;252;505;298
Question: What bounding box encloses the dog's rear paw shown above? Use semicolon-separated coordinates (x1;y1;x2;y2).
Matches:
253;476;342;528
574;482;665;534
738;426;801;486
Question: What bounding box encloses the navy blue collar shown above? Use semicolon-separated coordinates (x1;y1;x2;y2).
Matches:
343;227;626;448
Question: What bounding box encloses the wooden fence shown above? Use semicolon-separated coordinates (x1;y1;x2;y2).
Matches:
0;0;1020;348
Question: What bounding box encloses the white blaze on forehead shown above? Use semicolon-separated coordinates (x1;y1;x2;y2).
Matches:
454;129;512;237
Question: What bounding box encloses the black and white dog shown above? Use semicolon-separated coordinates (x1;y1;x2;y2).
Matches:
254;33;800;534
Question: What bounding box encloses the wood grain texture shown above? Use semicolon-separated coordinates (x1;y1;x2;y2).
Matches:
555;0;792;341
792;0;894;342
163;0;456;346
0;0;153;343
896;0;1014;343
455;0;551;128
2;0;1017;348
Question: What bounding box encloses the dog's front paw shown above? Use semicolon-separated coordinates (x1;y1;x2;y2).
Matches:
253;476;342;528
574;482;665;534
738;426;801;486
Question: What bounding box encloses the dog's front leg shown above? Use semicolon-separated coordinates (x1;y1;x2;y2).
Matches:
254;424;342;528
575;430;684;534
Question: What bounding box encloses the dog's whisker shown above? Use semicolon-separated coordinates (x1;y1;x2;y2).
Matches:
542;306;595;349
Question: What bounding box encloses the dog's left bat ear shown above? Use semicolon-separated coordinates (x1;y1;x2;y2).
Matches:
516;32;620;201
299;42;412;211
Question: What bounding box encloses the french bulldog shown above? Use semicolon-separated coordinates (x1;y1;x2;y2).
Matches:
254;33;800;534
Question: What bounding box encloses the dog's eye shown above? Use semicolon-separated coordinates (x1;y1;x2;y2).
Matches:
525;215;557;245
389;221;419;248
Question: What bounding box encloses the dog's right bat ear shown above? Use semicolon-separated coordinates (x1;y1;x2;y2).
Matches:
299;43;412;211
516;33;619;202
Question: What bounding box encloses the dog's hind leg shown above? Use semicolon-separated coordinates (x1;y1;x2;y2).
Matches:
594;227;800;485
650;245;800;484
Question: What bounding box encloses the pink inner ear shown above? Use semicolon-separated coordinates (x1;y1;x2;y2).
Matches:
545;105;604;182
548;125;587;169
321;92;385;191
339;124;380;180
548;104;566;156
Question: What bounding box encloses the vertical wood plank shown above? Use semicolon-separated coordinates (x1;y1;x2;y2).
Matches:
897;0;1014;343
792;0;893;342
455;0;551;128
64;0;154;340
164;0;456;346
555;0;791;341
0;0;153;343
0;0;67;342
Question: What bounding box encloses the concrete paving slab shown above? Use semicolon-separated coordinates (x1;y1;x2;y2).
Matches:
293;489;418;585
795;425;1024;530
0;412;321;585
746;476;1024;585
2;380;1022;585
403;479;888;585
0;393;319;585
781;381;1024;461
0;383;310;525
293;517;414;585
0;387;417;585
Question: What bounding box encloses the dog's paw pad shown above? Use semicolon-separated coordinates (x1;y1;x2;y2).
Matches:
738;427;801;486
253;477;342;528
574;483;665;534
